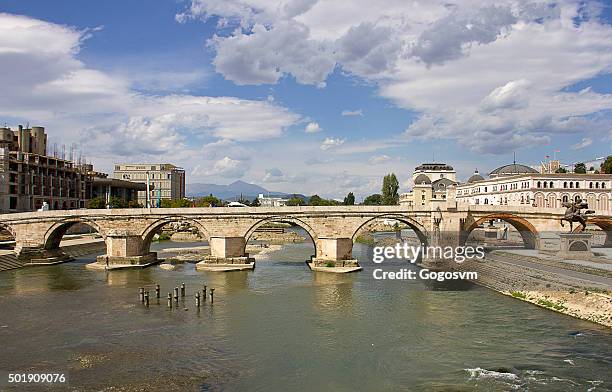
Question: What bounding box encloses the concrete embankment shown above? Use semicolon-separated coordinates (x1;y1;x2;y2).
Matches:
0;236;105;271
458;251;612;328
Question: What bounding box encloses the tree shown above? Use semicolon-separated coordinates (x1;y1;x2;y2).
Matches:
343;192;355;205
286;197;306;206
106;196;128;209
195;194;221;207
574;162;586;174
601;156;612;174
363;194;382;205
381;173;399;205
251;197;260;207
555;167;567;173
160;198;193;208
87;197;105;209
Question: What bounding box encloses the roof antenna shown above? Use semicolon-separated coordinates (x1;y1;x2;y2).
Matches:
513;151;516;165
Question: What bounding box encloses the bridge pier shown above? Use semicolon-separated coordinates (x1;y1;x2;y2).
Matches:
94;233;157;268
309;238;361;272
15;246;73;265
196;236;255;271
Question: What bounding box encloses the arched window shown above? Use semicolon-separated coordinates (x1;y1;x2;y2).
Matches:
569;182;573;188
602;182;606;189
595;182;599;189
484;198;488;205
575;182;579;189
590;182;593;188
575;195;581;202
521;195;525;204
562;195;569;203
564;181;567;188
537;181;541;188
550;181;554;188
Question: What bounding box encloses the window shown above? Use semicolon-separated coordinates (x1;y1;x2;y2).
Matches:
564;181;567;188
569;182;573;188
574;182;579;189
595;182;599;189
562;195;568;203
590;182;593;188
602;182;606;189
550;181;554;188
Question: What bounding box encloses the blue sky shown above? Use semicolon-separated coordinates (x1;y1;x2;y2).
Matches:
0;0;611;199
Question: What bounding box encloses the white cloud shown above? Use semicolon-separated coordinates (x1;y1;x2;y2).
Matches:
571;137;593;150
0;13;301;180
341;109;363;116
203;156;248;178
183;0;612;154
368;155;390;164
305;121;322;133
320;137;345;150
262;167;287;182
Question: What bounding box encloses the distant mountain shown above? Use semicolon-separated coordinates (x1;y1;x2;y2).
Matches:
186;180;304;200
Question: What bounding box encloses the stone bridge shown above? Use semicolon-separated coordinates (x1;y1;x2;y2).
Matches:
0;205;609;269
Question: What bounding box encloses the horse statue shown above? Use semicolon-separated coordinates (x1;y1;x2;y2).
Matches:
560;196;595;231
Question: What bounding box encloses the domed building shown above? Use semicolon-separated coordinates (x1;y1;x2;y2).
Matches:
455;162;611;211
489;163;538;178
400;163;458;208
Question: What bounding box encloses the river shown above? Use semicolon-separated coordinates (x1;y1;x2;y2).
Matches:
0;232;610;391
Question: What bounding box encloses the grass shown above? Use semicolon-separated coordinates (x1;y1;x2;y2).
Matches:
354;233;375;246
585;287;609;295
537;298;567;311
510;291;527;299
154;233;171;242
325;262;335;268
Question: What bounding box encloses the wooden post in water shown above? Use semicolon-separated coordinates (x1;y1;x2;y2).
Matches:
155;284;160;298
174;287;179;304
181;283;185;297
195;292;200;307
139;287;145;302
202;285;207;301
144;291;149;307
210;288;215;304
167;293;172;308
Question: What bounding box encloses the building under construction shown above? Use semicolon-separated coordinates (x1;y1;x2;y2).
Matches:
0;125;144;213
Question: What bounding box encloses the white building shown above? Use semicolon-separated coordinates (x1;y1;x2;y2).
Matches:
257;193;288;207
455;163;611;213
400;163;458;208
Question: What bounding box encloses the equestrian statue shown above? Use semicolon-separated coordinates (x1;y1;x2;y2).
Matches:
560;196;595;231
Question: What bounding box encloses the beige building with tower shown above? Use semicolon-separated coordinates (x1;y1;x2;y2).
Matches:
113;163;185;207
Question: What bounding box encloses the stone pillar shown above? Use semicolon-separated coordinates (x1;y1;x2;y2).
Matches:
197;236;254;270
95;231;157;267
312;238;359;268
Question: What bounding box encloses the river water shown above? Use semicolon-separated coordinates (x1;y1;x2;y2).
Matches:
0;233;610;391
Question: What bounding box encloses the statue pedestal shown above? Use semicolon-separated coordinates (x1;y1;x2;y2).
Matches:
558;233;593;259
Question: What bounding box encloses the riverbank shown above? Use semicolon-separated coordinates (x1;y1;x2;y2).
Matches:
457;251;612;328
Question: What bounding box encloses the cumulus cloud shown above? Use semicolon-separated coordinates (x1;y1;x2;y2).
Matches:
0;13;301;179
320;137;345;150
341;109;363;116
262;167;287;182
203;156;248;178
182;0;612;154
305;121;322;133
571;137;593;150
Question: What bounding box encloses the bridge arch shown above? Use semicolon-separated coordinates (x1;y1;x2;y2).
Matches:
44;218;104;250
140;217;211;254
350;214;429;245
243;216;318;254
462;213;539;249
0;223;17;250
